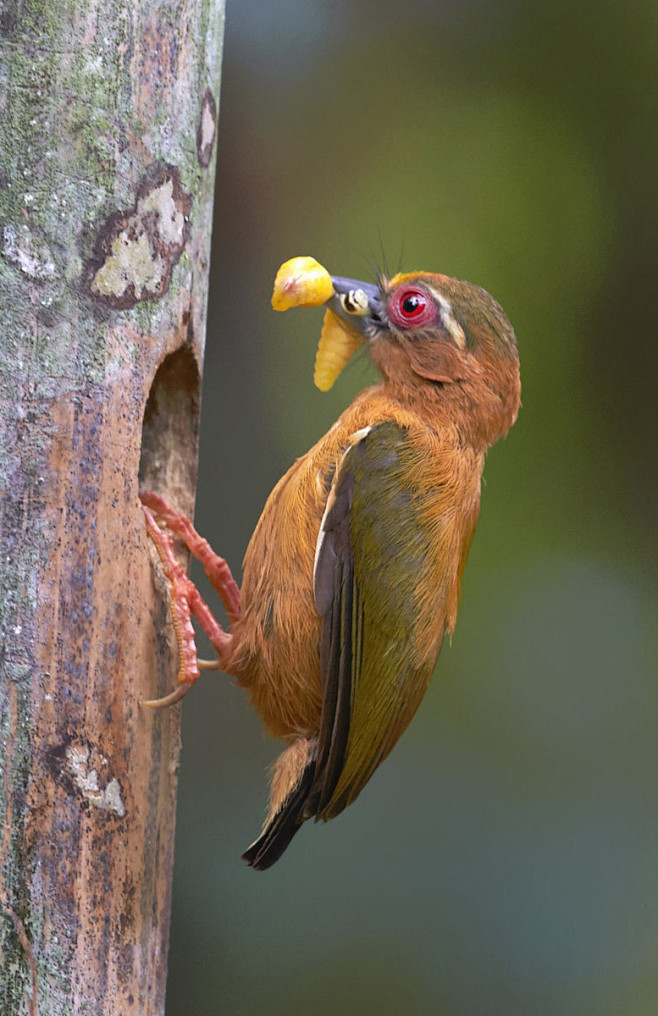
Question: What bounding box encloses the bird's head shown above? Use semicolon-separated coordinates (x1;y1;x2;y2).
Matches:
272;258;521;447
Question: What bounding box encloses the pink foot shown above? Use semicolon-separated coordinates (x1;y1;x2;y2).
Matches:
140;492;240;708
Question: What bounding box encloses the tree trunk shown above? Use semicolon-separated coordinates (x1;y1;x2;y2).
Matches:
0;0;225;1011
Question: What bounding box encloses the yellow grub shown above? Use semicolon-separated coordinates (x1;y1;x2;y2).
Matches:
271;256;364;390
271;256;334;311
314;310;364;391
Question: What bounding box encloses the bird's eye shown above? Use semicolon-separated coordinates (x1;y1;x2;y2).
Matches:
401;293;425;316
387;287;438;329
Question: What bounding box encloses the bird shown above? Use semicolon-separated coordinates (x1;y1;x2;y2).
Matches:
140;256;521;870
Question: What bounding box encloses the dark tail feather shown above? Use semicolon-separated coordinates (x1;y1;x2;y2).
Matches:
242;762;315;871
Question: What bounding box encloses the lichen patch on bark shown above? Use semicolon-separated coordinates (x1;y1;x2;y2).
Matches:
1;223;57;281
64;743;126;817
88;163;191;309
197;88;217;168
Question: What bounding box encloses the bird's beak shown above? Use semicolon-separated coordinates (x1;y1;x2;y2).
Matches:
327;276;384;336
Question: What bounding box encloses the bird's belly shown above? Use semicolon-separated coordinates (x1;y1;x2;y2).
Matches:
225;456;328;740
234;617;323;740
229;578;324;740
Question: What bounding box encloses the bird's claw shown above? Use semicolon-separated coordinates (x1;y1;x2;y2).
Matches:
139;491;239;707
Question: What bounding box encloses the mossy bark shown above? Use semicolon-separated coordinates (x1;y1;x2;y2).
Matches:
0;0;225;1011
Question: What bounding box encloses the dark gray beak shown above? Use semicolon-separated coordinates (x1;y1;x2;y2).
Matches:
328;276;384;335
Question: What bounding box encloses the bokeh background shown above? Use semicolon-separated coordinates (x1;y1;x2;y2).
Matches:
166;1;658;1013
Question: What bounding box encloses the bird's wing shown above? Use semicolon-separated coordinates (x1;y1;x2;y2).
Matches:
308;421;444;822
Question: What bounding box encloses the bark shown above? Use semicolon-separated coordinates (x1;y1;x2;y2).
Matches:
0;0;225;1011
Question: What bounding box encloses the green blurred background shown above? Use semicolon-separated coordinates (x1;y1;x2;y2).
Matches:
166;1;658;1012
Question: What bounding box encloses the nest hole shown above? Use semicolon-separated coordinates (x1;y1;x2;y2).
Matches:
139;345;201;516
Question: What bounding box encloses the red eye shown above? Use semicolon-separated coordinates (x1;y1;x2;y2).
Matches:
387;287;438;329
401;292;426;316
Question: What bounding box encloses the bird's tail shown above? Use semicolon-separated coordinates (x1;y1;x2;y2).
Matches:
242;738;317;871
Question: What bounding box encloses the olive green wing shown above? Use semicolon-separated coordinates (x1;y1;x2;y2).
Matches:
308;421;444;823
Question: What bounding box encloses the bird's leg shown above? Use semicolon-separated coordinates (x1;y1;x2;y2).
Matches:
140;494;238;708
140;490;242;624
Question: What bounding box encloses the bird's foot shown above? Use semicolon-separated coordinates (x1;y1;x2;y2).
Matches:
140;490;242;623
140;492;238;708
